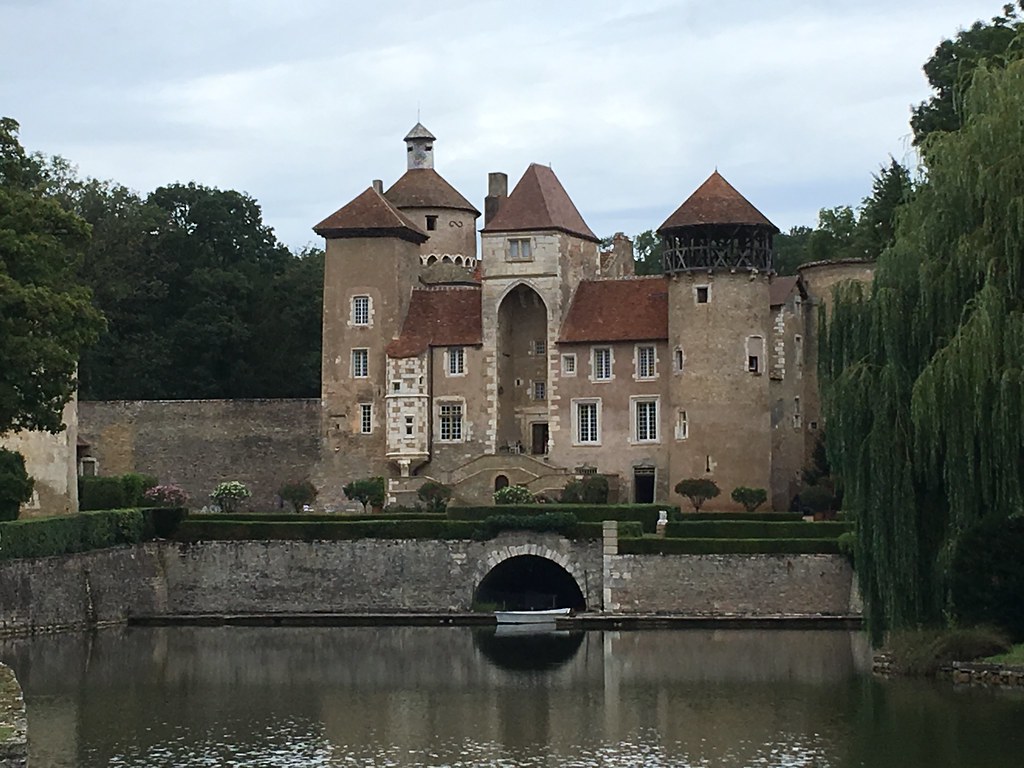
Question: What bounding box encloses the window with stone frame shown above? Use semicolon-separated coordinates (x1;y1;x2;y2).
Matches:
675;409;689;440
359;403;372;434
447;346;465;376
636;345;656;379
592;347;612;381
746;335;763;374
508;238;532;261
562;353;577;376
352;348;369;378
352;295;371;326
574;399;601;444
439;402;463;442
533;381;546;400
633;397;659;442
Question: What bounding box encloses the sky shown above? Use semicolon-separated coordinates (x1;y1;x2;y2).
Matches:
0;0;1003;251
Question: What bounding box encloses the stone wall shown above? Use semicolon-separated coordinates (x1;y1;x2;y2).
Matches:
0;397;78;519
78;399;320;510
604;552;855;615
0;664;26;768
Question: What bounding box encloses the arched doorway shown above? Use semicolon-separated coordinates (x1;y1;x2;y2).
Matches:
474;555;586;611
496;284;548;450
494;474;509;492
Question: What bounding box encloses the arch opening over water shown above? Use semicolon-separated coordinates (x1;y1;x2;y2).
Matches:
474;554;586;612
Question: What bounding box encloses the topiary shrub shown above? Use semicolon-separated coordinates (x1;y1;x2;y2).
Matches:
798;485;835;516
674;478;720;512
79;476;128;511
417;480;453;513
210;481;251;513
343;477;386;512
0;448;33;521
951;516;1024;640
278;479;317;513
559;476;609;504
120;473;157;507
730;486;767;513
494;485;534;505
143;484;189;508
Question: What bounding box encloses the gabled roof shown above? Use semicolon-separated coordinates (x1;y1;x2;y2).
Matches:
660;171;778;232
769;275;801;306
386;286;483;358
313;186;428;243
559;277;669;343
482;163;598;242
385;168;480;215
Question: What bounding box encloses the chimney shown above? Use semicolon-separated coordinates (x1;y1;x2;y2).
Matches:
484;172;508;226
372;179;383;194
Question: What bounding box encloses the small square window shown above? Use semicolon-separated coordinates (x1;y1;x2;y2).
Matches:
405;415;415;436
533;381;546;400
562;354;577;376
532;339;546;356
352;348;369;378
392;380;401;392
508;238;532;261
426;215;438;231
696;286;710;304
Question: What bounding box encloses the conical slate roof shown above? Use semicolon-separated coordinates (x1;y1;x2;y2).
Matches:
404;122;436;141
385;168;480;215
313;186;428;243
482;163;598;242
659;171;778;232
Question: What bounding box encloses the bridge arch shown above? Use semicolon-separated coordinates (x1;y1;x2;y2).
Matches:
473;546;587;611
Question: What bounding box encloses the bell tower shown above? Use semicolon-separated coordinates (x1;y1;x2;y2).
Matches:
404;122;435;170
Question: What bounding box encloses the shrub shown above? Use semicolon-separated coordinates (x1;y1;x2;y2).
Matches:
79;476;128;511
476;511;579;538
674;478;720;512
278;479;317;513
210;481;251;513
730;487;767;513
121;473;157;506
560;476;609;504
143;484;189;508
0;448;34;522
951;516;1024;640
494;485;534;505
798;485;835;514
342;477;386;512
617;536;842;555
417;481;453;513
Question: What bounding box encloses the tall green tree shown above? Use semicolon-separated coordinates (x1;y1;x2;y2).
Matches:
821;47;1024;639
0;117;103;434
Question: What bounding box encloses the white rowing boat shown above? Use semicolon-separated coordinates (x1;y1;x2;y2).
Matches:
494;608;571;624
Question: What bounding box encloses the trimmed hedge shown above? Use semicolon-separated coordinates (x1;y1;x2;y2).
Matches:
664;521;850;540
447;504;678;533
618;536;842;555
79;473;157;511
671;511;805;522
0;507;185;561
192;512;447;523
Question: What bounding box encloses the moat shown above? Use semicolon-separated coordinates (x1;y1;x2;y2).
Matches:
3;626;1024;767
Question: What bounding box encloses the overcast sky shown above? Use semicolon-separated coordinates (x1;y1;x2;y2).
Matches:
1;0;1001;251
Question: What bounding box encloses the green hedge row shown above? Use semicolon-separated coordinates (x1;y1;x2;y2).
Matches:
664;520;851;540
447;504;678;533
0;507;186;561
192;512;447;523
671;512;805;522
173;517;643;543
618;537;843;555
79;474;157;511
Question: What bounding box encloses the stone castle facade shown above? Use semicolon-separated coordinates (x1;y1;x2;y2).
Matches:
312;124;872;509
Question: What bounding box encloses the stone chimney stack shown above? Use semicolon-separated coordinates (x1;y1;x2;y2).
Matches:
485;172;508;226
372;179;383;194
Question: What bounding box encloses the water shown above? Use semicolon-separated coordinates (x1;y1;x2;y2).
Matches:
2;625;1023;767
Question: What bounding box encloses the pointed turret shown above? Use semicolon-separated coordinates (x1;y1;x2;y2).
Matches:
659;171;778;273
482;163;598;242
404;122;436;170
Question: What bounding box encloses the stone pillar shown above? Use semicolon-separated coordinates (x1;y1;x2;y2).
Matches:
602;520;618;612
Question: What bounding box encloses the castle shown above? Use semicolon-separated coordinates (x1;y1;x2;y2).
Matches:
312;124;872;509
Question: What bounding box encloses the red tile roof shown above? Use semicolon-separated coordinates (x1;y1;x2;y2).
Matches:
386;286;483;358
313;187;428;242
560;277;669;343
482;163;598;242
385;169;480;215
769;275;800;306
660;171;778;232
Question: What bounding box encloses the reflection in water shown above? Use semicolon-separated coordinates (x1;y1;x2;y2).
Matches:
1;626;1023;767
473;625;585;672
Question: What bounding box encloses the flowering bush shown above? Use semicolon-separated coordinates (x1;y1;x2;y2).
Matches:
210;481;251;513
143;484;190;507
494;484;534;505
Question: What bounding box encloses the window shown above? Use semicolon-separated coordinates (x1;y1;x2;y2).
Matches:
746;336;763;374
391;380;401;392
352;348;369;378
425;215;438;231
636;345;656;379
592;347;612;381
439;402;463;441
447;346;465;376
673;347;684;374
562;353;577;376
574;400;600;444
793;396;802;429
359;403;372;434
352;295;370;326
508;238;532;261
532;339;546;356
533;381;546;400
404;415;415;436
675;409;689;440
634;398;659;442
795;334;804;369
695;285;710;304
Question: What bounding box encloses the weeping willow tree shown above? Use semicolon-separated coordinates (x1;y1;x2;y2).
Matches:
821;48;1024;640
